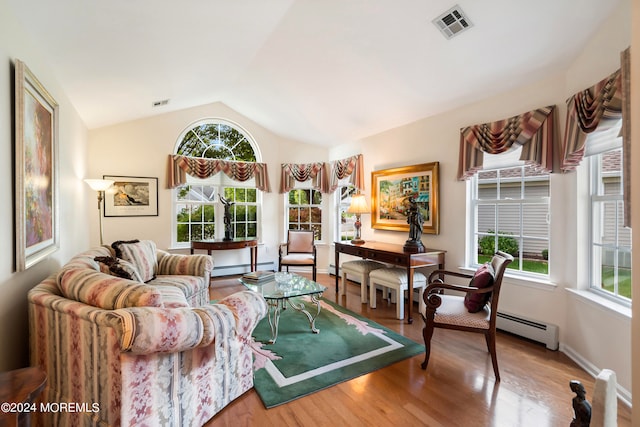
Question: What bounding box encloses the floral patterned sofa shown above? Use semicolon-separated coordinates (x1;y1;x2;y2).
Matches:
28;240;267;426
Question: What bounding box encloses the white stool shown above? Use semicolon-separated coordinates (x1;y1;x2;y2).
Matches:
369;268;427;319
340;260;386;303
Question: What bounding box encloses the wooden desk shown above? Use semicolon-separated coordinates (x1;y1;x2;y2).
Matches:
191;238;258;272
335;241;446;324
0;367;46;427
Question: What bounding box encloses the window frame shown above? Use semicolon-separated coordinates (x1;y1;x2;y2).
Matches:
588;148;631;305
171;119;262;248
285;182;323;241
335;184;358;243
467;165;550;279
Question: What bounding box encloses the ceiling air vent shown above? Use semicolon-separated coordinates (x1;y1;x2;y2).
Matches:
433;5;473;39
152;99;170;107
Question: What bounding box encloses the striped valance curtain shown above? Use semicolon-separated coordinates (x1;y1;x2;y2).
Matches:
167;155;272;192
327;154;365;193
458;106;555;180
561;68;623;173
280;154;365;194
280;162;326;193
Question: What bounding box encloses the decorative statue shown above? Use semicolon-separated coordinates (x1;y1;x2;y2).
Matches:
219;194;235;241
403;196;425;253
570;380;591;427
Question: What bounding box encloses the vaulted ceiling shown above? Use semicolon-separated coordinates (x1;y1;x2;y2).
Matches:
6;0;623;146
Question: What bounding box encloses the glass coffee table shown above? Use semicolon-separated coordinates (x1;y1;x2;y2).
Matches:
240;273;327;344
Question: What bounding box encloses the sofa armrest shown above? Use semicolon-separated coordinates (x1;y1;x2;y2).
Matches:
214;290;268;338
156;251;213;278
117;291;266;355
115;306;216;354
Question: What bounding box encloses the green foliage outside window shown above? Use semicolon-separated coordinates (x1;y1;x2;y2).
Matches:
288;188;322;239
177;124;257;161
478;230;519;256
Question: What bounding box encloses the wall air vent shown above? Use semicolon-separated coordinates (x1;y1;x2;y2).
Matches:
152;99;170;107
433;5;473;39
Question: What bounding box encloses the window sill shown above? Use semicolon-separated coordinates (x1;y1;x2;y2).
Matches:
566;288;631;320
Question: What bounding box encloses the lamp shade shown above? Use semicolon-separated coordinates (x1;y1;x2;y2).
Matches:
347;194;369;214
84;179;114;191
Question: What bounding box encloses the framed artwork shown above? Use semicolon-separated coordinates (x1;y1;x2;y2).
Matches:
371;162;440;234
15;60;59;271
103;176;158;217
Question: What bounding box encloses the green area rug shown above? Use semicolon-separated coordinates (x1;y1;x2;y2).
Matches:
250;297;424;408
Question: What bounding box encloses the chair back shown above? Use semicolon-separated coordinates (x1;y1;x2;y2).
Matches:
487;251;514;322
287;230;315;254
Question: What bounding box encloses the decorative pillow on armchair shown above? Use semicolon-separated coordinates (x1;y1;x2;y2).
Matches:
112;240;158;282
464;262;495;313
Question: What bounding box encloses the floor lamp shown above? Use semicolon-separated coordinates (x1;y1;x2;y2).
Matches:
84;179;114;246
347;193;369;245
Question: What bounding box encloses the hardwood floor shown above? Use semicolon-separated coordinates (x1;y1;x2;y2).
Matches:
205;273;632;427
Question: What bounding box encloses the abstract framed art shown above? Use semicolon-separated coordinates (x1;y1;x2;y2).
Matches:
103;175;158;217
15;59;59;271
371;162;440;234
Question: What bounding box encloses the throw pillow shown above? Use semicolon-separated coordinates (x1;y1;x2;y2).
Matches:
94;256;143;282
464;262;495;313
112;240;158;282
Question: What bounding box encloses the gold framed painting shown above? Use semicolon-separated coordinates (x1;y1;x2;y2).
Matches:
371;162;440;234
15;60;59;271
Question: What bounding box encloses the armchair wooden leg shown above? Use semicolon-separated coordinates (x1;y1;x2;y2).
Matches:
421;323;434;370
485;330;500;381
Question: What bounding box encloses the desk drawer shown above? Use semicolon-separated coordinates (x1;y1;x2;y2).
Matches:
338;246;367;257
367;252;407;264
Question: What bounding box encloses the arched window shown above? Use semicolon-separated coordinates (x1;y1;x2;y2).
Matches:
172;119;261;246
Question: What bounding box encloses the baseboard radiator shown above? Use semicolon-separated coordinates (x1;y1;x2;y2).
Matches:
496;311;559;350
210;261;275;277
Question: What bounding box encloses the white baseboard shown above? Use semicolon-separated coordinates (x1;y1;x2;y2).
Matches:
211;261;275;277
211;262;328;277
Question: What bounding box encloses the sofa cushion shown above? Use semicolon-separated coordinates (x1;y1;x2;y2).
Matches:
155;286;190;308
58;268;163;310
112;239;158;282
151;275;206;306
94;256;143;282
464;262;495;313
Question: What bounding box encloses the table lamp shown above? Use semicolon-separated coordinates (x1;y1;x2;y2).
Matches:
84;178;114;245
347;193;369;245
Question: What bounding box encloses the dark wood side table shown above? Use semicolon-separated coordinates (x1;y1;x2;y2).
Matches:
335;241;446;324
191;238;259;272
0;367;46;427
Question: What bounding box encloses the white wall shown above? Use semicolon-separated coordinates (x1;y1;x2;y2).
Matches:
87;102;331;270
330;0;633;401
0;0;91;370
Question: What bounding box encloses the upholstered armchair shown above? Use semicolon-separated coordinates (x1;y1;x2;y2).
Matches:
420;251;513;381
278;230;317;281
